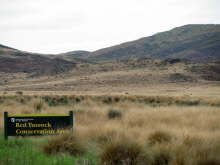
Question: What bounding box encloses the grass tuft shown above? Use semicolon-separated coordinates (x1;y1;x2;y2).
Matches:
197;159;220;165
148;130;172;145
43;134;86;156
15;91;23;95
33;98;46;112
100;138;146;165
152;145;171;165
107;109;122;120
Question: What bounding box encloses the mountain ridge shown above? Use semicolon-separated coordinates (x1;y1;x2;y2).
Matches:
83;24;220;61
1;24;220;76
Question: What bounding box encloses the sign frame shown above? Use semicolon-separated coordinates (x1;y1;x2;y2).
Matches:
4;111;74;140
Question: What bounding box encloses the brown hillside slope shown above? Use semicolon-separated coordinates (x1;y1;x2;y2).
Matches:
85;24;220;61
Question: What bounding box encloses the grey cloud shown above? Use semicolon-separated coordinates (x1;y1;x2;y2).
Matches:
0;0;220;54
0;12;86;31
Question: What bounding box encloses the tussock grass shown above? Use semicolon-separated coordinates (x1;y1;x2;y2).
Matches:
43;134;87;156
15;91;23;95
148;130;172;145
32;98;47;112
100;137;146;165
151;144;171;165
0;135;97;165
1;95;220;164
197;159;220;165
107;109;122;120
1;95;220;107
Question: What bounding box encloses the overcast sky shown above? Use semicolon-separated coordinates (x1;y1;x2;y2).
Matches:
0;0;220;54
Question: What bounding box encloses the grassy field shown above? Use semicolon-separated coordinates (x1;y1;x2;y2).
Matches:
0;94;220;165
1;24;220;164
0;135;98;165
1;58;219;98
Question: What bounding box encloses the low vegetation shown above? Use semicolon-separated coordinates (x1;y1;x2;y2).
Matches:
0;135;97;165
107;109;122;120
43;134;87;156
1;95;220;107
1;95;220;165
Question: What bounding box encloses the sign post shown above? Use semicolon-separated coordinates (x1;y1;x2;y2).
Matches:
69;111;74;131
4;111;74;140
4;112;8;140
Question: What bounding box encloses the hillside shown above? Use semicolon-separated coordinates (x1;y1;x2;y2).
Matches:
0;56;219;93
58;50;90;58
52;50;91;63
0;24;220;82
0;45;77;76
85;24;220;61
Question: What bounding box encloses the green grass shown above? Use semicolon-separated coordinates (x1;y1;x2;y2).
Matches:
0;134;98;165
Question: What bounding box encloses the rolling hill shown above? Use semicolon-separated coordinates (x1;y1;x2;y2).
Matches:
58;50;90;58
52;50;91;63
0;24;220;79
84;24;220;61
0;45;78;76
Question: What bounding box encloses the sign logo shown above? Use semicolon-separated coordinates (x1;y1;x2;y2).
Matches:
10;118;15;123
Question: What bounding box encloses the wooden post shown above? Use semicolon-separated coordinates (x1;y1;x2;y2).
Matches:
69;111;74;131
4;112;8;140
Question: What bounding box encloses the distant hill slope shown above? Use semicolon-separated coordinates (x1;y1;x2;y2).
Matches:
85;24;220;61
1;24;220;77
59;50;90;57
54;50;91;63
0;45;76;76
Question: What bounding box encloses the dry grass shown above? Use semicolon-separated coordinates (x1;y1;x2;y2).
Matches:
1;95;220;164
148;130;172;145
0;59;220;99
100;137;145;165
1;83;220;99
43;134;87;156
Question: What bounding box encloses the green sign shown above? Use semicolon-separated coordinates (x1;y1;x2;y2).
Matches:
4;111;74;140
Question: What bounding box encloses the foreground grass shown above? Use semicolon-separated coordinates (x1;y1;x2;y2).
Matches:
0;135;98;165
1;95;220;164
1;131;220;165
